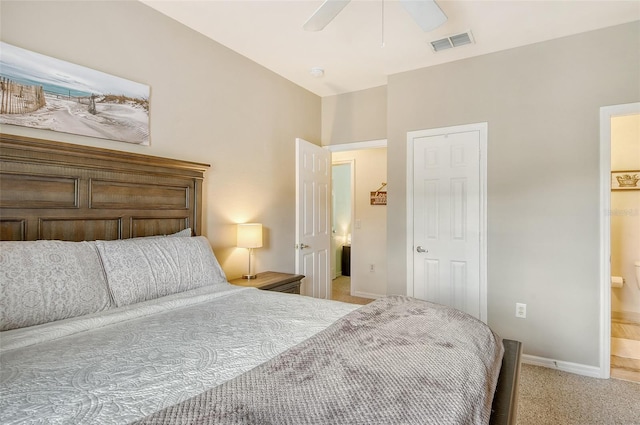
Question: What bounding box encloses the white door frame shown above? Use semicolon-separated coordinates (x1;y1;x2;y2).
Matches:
598;102;640;379
325;139;388;153
406;123;488;323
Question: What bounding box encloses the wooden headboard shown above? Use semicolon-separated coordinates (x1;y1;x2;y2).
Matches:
0;134;210;241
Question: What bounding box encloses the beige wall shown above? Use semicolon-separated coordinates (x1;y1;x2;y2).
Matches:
0;0;321;279
386;22;640;367
322;85;387;146
611;114;640;314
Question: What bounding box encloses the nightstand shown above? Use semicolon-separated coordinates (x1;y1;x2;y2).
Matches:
230;271;304;294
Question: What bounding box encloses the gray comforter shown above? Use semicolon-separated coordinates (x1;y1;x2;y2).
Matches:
137;296;504;425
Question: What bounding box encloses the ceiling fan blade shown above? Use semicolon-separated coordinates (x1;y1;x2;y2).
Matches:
303;0;351;31
400;0;447;32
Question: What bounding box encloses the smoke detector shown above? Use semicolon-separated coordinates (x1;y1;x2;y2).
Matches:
429;31;475;52
310;67;325;78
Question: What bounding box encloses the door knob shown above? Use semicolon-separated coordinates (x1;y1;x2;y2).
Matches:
416;246;427;253
296;243;310;250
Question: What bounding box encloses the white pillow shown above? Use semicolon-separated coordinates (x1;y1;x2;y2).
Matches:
169;228;192;237
95;236;227;307
0;240;111;331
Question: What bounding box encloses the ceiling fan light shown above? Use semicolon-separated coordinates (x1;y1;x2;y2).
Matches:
400;0;447;32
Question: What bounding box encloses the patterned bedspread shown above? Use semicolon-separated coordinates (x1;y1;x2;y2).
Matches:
136;296;504;425
0;285;358;424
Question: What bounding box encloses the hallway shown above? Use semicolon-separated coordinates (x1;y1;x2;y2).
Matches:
331;276;373;305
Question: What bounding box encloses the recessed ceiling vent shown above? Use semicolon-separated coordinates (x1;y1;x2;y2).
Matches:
430;31;474;52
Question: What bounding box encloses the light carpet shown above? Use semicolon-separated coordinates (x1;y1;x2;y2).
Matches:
517;364;640;425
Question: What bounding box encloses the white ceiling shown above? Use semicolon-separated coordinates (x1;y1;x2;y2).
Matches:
141;0;640;97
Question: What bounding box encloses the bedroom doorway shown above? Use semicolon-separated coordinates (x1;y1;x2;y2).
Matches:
327;139;387;303
406;123;488;322
599;102;640;380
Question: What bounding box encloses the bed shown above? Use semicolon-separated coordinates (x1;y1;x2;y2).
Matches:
0;134;521;425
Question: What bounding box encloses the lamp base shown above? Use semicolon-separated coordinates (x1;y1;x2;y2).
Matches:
242;274;257;280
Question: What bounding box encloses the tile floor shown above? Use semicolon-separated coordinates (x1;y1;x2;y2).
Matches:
611;318;640;382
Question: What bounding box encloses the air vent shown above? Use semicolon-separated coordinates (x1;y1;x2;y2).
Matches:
430;31;474;52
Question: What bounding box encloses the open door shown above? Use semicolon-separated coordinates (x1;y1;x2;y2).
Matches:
295;138;331;298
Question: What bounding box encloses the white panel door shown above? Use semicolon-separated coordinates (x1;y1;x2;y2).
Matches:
412;130;482;318
295;138;331;298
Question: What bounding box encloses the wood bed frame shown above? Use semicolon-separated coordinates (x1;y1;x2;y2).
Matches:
0;134;209;241
0;133;521;425
491;338;522;425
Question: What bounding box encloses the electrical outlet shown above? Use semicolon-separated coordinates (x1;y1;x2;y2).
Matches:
515;303;526;319
369;264;375;272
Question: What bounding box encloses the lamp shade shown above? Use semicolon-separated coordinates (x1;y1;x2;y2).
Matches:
237;223;263;248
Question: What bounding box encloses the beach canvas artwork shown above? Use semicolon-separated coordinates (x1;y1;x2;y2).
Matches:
0;42;150;145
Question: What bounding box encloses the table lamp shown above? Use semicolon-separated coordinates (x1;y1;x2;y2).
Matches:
237;223;263;279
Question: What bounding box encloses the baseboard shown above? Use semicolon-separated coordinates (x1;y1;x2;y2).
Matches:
352;290;384;300
522;354;602;378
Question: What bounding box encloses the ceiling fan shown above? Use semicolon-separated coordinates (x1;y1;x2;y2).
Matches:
303;0;447;32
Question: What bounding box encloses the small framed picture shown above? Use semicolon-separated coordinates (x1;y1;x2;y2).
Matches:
611;171;640;190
